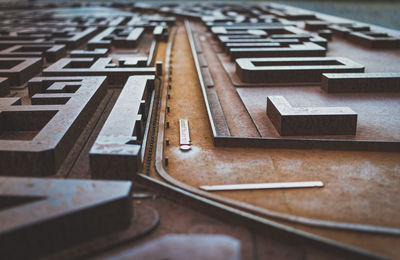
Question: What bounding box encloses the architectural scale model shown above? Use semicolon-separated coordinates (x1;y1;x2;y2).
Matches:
0;1;399;259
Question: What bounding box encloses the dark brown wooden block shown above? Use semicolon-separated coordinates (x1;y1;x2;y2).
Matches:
269;9;317;21
305;21;329;31
0;76;107;176
0;40;56;49
70;48;109;58
215;25;327;47
0;57;42;86
88;27;145;48
0;177;132;259
153;25;166;40
201;67;214;88
322;73;400;93
126;15;176;27
0;27;98;49
0;77;9;97
329;24;370;38
226;42;281;49
0;44;66;62
235;57;365;83
210;25;282;35
53;27;98;49
348;31;400;49
219;36;300;48
0;27;78;40
119;57;148;67
229;42;326;59
318;29;332;40
43;57;155;85
266;96;357;136
90;75;154;180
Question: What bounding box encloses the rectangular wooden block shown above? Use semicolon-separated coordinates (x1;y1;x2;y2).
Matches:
70;48;109;58
266;96;357;136
348;31;400;49
219;36;300;49
0;177;132;259
322;73;400;93
0;76;107;176
229;42;326;59
201;67;214;88
0;44;66;62
88;27;144;48
0;77;9;97
235;57;365;83
54;27;98;49
90;75;155;180
43;57;155;85
0;57;43;86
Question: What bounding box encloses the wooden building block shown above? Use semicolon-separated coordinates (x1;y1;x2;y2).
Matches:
348;31;400;49
229;42;326;59
88;27;144;48
322;73;400;93
70;48;109;58
266;96;357;136
0;77;9;97
0;76;107;176
43;57;155;85
54;27;98;49
0;57;42;85
0;177;132;259
90;75;155;179
235;57;364;83
0;44;66;62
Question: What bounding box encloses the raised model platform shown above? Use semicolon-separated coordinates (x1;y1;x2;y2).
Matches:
0;2;399;260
